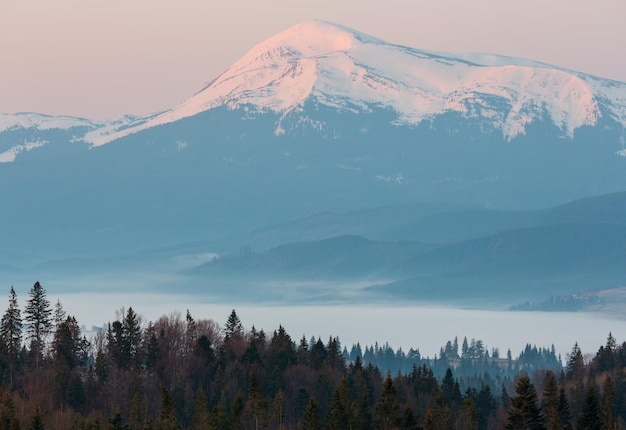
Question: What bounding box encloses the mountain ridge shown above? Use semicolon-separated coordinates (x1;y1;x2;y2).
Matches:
3;20;625;151
96;20;624;145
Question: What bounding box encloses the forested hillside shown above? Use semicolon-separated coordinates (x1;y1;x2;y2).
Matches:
0;282;624;429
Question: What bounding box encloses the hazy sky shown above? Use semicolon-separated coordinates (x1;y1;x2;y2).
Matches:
1;0;624;120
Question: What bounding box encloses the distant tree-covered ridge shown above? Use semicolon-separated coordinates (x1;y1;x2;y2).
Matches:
0;282;625;429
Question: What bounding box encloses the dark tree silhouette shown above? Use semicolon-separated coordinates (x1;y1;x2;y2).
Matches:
298;398;320;430
0;287;22;388
506;375;545;430
577;384;602;430
224;309;243;341
24;282;52;369
375;371;400;430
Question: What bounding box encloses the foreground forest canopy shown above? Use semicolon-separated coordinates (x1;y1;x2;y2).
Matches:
1;282;625;429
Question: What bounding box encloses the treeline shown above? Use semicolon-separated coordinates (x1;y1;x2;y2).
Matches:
348;337;561;385
1;281;626;429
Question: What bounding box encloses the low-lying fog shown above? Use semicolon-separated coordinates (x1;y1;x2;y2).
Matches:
38;295;626;362
6;271;625;361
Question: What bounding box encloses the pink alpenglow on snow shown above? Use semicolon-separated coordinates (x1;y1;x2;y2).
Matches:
74;21;626;146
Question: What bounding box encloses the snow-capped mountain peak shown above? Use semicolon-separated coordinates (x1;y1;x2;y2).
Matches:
235;20;375;60
88;20;373;144
57;21;626;145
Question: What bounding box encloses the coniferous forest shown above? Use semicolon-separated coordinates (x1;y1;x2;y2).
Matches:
2;282;626;429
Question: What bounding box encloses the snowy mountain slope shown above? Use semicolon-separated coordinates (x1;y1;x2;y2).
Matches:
86;20;626;145
0;113;151;162
0;112;95;133
0;113;95;163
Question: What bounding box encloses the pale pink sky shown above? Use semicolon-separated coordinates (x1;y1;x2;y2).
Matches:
1;0;624;120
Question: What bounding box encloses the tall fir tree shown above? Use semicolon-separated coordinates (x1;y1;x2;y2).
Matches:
272;389;285;430
224;309;243;341
52;299;66;330
356;388;373;430
123;307;142;369
567;342;584;381
457;398;478;430
541;371;562;430
577;384;602;430
52;315;89;410
441;367;462;406
0;287;22;389
326;381;351;429
53;316;89;370
505;375;545;430
247;371;268;430
557;387;572;430
374;371;400;430
475;382;497;429
602;376;616;430
24;282;52;369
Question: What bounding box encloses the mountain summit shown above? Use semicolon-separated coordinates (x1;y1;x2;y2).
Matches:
87;20;626;145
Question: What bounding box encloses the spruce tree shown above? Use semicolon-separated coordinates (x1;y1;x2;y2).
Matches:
53;316;89;370
247;372;267;430
602;376;616;430
107;308;142;370
272;389;285;430
224;309;243;341
297;335;309;364
123;307;142;369
506;375;545;430
144;323;161;372
24;282;52;369
326;383;350;429
441;367;462;406
541;371;561;430
557;387;572;430
475;382;496;429
0;287;22;389
52;315;89;410
374;372;400;430
157;385;181;430
567;342;584;381
501;384;511;409
429;390;454;429
577;384;602;430
458;398;478;430
191;389;209;430
298;398;319;430
52;299;66;330
356;388;372;430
